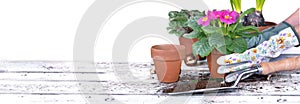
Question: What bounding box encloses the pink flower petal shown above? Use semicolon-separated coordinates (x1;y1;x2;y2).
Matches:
220;10;239;24
197;16;210;26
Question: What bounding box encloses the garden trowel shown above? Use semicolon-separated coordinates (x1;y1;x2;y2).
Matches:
168;56;300;95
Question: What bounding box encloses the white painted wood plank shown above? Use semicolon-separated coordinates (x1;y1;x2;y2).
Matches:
0;79;300;96
0;60;299;103
0;80;161;94
0;61;207;73
0;94;300;104
0;73;118;82
0;61;152;72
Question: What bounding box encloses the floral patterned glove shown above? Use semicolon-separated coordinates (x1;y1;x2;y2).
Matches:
247;21;293;49
217;27;300;74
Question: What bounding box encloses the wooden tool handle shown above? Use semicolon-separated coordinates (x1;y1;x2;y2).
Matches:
261;56;300;75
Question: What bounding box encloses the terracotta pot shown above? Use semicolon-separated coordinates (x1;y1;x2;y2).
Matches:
207;49;225;78
151;44;185;83
179;37;200;66
257;21;277;32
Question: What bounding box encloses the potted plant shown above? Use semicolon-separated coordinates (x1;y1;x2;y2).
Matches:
167;9;206;66
190;8;260;78
151;44;185;83
230;0;277;31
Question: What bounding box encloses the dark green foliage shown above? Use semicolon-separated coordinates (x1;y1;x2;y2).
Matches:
167;9;205;37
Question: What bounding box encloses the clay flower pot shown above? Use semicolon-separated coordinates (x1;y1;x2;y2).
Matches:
258;21;277;32
179;37;201;66
207;49;225;78
151;44;185;83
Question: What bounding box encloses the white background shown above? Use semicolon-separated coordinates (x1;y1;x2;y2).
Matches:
0;0;299;61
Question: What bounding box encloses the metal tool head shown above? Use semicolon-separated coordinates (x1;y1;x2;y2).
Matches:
227;66;262;87
225;68;254;83
167;65;263;95
168;86;240;95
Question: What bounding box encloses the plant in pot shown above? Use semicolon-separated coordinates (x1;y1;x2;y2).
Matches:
167;9;206;66
230;0;277;31
191;8;260;78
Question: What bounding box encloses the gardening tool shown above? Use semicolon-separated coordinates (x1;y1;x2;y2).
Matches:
167;68;252;95
225;56;300;84
168;56;300;95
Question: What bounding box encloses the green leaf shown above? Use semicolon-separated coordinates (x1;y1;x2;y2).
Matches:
237;32;260;38
168;11;179;18
216;45;227;54
227;45;234;52
167;26;185;37
256;0;265;11
236;26;260;37
168;29;176;34
192;38;213;57
224;36;233;46
227;23;235;32
189;10;206;18
237;8;255;23
236;26;259;33
208;32;225;48
226;48;234;54
208;33;227;54
187;17;201;28
231;0;242;13
229;38;248;53
197;33;206;40
230;0;234;11
183;31;198;39
201;26;222;34
228;23;242;32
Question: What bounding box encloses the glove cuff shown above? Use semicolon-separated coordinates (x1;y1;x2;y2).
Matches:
282;21;300;47
247;22;288;49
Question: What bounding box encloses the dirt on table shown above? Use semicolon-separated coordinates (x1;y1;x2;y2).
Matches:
162;79;231;93
160;70;269;94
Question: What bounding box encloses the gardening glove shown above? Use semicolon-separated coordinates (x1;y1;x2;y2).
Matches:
224;56;300;83
217;27;300;74
246;21;296;49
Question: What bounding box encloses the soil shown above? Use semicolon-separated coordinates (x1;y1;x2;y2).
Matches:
162;79;231;93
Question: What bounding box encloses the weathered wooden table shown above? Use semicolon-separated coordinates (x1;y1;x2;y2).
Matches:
0;55;300;104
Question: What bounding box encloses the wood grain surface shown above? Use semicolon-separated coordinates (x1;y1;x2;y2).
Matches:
0;55;300;103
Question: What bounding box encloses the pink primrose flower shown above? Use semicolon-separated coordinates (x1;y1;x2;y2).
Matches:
207;10;217;20
197;16;210;26
220;10;239;24
212;10;222;19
